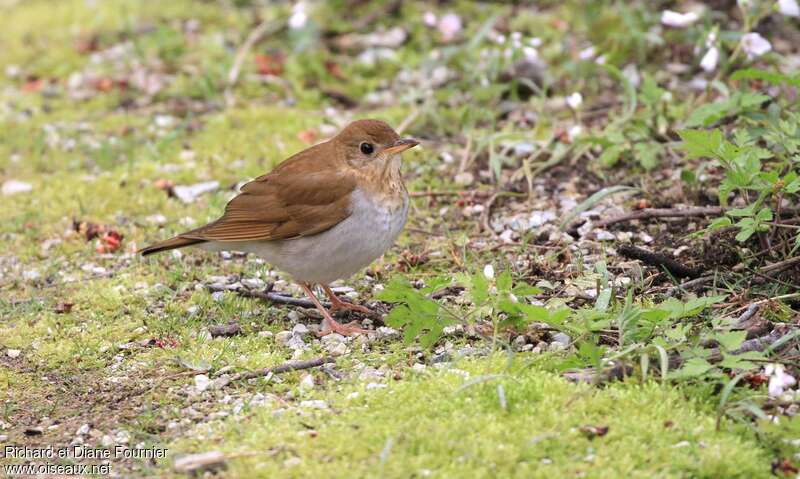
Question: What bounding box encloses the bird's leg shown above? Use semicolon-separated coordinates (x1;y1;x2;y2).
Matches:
322;285;373;315
299;283;368;337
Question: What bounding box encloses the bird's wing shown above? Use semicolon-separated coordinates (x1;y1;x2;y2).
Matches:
180;147;357;242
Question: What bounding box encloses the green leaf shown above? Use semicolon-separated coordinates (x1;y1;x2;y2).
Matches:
470;270;489;306
496;271;513;293
731;68;800;88
511;283;541;297
679;129;723;159
715;330;747;351
633;142;663;170
670;357;714;379
597;144;627;168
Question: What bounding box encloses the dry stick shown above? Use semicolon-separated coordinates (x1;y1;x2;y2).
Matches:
479;192;502;237
236;288;317;309
734;304;760;328
761;256;800;275
594;207;724;229
396;108;419;136
409;190;491;198
594;206;800;230
225;18;283;105
618;244;702;279
214;357;335;389
234;357;334;382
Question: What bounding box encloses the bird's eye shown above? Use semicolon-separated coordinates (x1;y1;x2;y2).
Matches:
359;142;375;155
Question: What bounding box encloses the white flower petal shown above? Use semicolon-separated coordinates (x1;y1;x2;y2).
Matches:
483;264;495;280
741;32;772;59
661;10;700;28
422;12;437;27
779;0;800;17
438;13;462;42
700;46;719;72
288;2;308;29
566;92;583;110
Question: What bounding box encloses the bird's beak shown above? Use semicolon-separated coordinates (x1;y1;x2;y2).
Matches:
383;138;419;155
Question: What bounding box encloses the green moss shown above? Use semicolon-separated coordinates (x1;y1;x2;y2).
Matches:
170;357;771;478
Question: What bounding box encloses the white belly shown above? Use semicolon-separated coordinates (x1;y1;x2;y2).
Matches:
202;189;408;284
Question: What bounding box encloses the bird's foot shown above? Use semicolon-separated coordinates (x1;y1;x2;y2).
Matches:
329;299;373;315
317;317;369;337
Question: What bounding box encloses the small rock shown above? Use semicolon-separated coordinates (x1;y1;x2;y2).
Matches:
241;278;265;290
2;180;33;196
209;323;242;338
292;323;310;337
454;172;474;186
512;335;528;351
194;374;211;393
298;374;315;391
325;341;348;356
258;331;274;338
283;457;302;468
366;382;387;390
299;400;328;410
374;327;399;340
173;451;226;474
275;331;293;344
594;230;616;241
411;363;427;372
76;424;90;436
173;181;220;204
551;332;571;347
6;349;21;358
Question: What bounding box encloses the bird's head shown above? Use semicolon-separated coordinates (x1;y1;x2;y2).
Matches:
335;119;418;171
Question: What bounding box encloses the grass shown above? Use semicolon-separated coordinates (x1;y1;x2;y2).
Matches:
2;0;799;477
172;357;772;478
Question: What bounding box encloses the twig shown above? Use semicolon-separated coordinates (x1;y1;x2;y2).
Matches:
409;190;490;198
217;357;335;388
734;304;760;328
618;244;702;279
458;135;472;174
665;275;714;296
396;108;419;136
760;256;800;275
595;207;723;229
730;293;800;315
479;192;502;237
236;288;317;309
225;19;283;105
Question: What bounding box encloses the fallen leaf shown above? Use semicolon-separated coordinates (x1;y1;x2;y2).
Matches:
96;230;124;253
255;52;285;76
297;129;317;145
22;76;44;93
55;301;74;314
579;425;609;439
324;60;346;80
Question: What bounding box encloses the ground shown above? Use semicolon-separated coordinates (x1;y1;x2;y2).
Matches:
1;0;800;477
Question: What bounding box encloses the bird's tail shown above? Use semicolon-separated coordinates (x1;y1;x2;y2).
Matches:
139;235;206;256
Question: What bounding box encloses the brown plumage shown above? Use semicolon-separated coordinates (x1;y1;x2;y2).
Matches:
139;119;419;336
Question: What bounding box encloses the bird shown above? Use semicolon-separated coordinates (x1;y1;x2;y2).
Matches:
139;119;418;336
